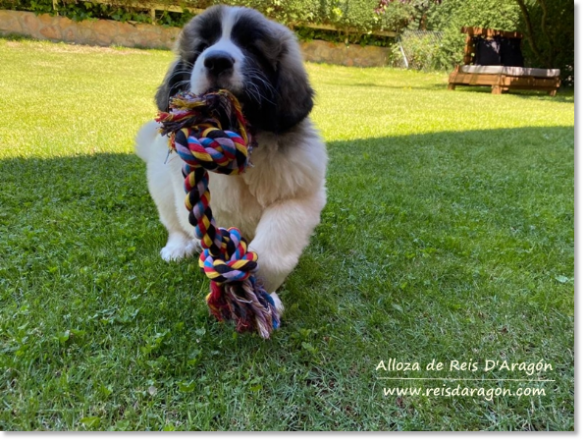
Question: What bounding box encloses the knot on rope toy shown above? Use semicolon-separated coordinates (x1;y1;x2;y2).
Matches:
156;90;280;339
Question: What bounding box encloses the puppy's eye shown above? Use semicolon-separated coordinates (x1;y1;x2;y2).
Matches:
196;42;209;54
243;42;256;53
244;39;263;54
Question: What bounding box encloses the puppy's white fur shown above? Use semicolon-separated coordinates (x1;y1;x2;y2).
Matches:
135;6;327;311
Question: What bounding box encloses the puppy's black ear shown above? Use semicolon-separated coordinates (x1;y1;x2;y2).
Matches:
155;59;191;112
274;51;314;132
271;31;314;133
275;56;314;132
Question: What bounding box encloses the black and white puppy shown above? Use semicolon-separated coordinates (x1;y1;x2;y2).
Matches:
135;5;328;313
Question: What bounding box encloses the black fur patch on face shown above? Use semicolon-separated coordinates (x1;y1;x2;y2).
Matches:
230;10;314;134
230;12;281;132
231;15;278;71
180;6;223;62
155;6;224;111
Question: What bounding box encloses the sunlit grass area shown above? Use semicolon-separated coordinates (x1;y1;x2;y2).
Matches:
0;38;574;430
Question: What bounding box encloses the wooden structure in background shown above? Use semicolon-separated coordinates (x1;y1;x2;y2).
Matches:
448;27;561;96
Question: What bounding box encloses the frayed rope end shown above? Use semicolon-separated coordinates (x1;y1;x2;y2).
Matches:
206;278;280;339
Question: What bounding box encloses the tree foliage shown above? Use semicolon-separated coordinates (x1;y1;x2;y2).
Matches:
513;0;574;82
376;0;442;30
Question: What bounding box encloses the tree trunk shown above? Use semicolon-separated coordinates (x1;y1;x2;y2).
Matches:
536;0;554;68
514;0;547;67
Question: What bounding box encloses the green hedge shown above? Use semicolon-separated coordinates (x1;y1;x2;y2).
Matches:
205;0;411;32
0;0;196;26
0;0;413;32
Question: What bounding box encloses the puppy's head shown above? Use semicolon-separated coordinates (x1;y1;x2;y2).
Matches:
156;5;314;134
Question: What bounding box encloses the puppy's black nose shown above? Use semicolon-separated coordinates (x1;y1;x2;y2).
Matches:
204;51;235;76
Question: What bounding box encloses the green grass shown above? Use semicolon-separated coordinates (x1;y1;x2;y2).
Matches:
0;39;574;431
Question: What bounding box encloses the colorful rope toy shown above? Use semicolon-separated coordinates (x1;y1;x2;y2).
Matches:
156;90;280;339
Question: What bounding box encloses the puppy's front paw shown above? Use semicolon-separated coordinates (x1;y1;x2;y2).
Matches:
160;236;200;262
270;292;285;316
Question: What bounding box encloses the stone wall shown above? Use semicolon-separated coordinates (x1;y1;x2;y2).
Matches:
300;40;390;67
0;10;180;49
0;10;390;67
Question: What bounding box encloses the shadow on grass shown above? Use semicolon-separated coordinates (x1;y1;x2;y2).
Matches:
446;85;574;101
0;125;573;331
324;79;574;102
325;81;449;91
0;33;35;42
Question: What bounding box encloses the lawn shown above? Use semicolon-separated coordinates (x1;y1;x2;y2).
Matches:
0;38;574;431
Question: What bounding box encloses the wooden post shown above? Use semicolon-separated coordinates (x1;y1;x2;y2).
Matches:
463;34;473;65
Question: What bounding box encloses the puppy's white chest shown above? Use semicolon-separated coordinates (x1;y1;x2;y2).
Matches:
207;173;263;240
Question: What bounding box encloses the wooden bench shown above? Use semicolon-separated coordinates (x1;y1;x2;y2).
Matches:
448;27;561;96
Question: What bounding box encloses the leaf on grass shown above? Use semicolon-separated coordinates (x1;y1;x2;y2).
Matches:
178;381;196;393
57;330;70;344
555;275;572;284
80;416;101;428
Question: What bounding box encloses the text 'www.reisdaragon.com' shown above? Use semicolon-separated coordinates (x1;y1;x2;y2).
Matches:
382;385;547;401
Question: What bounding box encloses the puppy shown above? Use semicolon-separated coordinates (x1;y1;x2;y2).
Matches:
135;5;328;313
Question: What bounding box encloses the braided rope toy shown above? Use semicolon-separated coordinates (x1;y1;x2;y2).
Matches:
156;90;280;339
